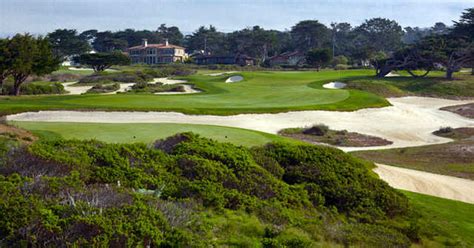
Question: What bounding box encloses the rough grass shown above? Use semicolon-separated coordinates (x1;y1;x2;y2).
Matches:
346;72;474;98
404;191;474;247
9;121;301;147
353;128;474;179
0;70;389;116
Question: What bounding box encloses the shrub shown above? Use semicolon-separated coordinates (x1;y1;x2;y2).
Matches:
86;83;120;94
303;124;329;136
2;82;65;95
436;126;453;134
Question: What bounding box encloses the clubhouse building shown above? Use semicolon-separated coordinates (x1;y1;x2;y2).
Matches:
127;39;187;64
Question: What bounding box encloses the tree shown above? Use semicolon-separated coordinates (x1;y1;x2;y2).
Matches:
184;25;227;54
306;48;333;71
353;18;404;53
73;52;130;72
291;20;331;52
47;29;91;58
227;26;278;63
452;8;474;74
7;34;60;96
157;24;184;45
0;39;11;94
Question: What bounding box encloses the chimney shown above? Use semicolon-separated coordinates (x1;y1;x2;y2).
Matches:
142;39;148;47
165;38;169;46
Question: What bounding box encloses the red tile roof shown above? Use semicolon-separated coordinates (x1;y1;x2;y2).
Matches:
128;43;185;50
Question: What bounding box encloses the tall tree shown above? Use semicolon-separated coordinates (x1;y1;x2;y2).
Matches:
157;24;184;45
47;29;91;58
7;34;59;95
354;18;404;53
290;20;330;51
185;26;227;54
452;8;474;74
227;26;277;62
0;39;11;94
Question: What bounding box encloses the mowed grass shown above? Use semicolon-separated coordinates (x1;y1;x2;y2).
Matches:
404;191;474;246
10;121;300;147
0;70;389;115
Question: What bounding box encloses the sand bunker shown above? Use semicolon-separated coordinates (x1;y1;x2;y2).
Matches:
385;72;400;77
151;77;187;85
225;75;243;83
323;82;346;89
154;85;201;95
207;71;238;76
62;82;93;95
374;163;474;204
8;96;474;152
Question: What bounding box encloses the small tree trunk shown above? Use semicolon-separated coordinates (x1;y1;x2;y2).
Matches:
13;82;21;96
471;66;473;75
446;69;454;80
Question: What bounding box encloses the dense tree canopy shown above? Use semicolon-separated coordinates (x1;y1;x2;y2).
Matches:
73;52;130;72
47;29;91;58
290;20;331;52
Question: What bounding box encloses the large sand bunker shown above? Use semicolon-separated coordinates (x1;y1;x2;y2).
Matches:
374;163;474;204
9;97;473;152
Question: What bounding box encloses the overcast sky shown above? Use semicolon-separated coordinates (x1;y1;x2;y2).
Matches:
0;0;473;36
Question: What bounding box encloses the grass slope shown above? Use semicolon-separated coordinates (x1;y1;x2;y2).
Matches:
404;191;474;247
10;121;298;147
0;70;389;115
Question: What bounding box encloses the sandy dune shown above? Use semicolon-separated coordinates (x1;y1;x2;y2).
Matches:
374;164;474;203
323;82;346;89
10;97;473;152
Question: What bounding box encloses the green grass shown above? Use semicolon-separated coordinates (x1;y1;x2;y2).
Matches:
10;121;300;147
404;191;474;247
346;72;474;98
0;70;389;115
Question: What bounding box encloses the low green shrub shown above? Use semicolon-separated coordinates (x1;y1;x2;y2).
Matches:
1;82;65;95
86;83;120;94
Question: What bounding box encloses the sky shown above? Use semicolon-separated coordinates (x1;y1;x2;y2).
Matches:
0;0;473;36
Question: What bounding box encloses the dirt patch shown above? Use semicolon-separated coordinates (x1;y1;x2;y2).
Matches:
441;103;474;119
0;124;37;144
279;125;392;147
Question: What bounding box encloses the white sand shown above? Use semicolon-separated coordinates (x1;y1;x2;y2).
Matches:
151;77;187;85
8;96;474;152
207;71;238;76
62;82;92;95
374;164;474;204
225;75;243;83
385;72;400;77
154;85;201;95
323;82;346;89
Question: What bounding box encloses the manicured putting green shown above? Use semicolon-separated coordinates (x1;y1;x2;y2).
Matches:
0;70;389;115
11;122;297;147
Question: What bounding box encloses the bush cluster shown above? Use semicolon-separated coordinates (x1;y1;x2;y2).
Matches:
1;82;65;95
0;133;415;247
